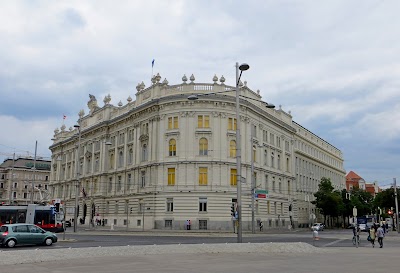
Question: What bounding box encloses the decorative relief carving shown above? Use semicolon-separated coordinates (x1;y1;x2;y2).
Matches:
212;111;219;117
85;151;92;158
160;114;166;120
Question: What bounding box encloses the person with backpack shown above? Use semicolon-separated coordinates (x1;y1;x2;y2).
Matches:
376;225;385;248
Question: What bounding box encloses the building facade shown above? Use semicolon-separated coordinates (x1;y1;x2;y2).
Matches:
49;73;346;230
0;157;51;205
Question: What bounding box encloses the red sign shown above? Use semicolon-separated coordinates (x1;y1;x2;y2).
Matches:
257;194;266;198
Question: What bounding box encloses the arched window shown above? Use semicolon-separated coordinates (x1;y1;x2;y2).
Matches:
169;139;176;156
271;152;274;168
199;138;208;156
230;140;236;158
118;150;124;167
142;144;147;161
277;154;280;170
128;149;134;164
109;153;114;169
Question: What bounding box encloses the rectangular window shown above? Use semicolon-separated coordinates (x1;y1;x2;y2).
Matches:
166;198;173;212
267;201;270;214
228;118;237;130
165;220;172;228
168;168;175;186
117;176;122;191
108;178;113;192
270;133;275;145
141;171;146;188
199;220;207;230
230;169;237;186
168;116;179;129
198;115;210;128
265;175;269;190
199;197;207;212
199;167;208;185
128;174;132;189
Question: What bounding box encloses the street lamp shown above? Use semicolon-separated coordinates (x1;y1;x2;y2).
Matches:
188;62;274;242
73;123;82;232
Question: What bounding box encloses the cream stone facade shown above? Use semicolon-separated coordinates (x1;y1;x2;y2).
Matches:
0;157;51;205
49;74;346;230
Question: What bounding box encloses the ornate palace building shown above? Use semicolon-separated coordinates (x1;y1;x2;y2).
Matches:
49;73;346;230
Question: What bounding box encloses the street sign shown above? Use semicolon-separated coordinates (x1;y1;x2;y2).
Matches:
255;190;268;194
256;193;267;198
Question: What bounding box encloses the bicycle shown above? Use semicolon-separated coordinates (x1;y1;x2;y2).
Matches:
352;235;360;246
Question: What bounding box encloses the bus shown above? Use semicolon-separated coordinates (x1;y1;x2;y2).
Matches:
0;204;64;232
357;215;376;232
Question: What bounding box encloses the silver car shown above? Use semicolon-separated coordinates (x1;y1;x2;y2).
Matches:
311;223;324;231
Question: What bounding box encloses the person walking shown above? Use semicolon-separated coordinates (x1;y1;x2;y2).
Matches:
376;225;385;248
369;225;376;248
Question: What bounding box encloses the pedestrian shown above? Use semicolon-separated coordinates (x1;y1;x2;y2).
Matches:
102;219;105;226
385;223;389;233
376;225;385;248
259;221;263;232
185;220;189;230
382;222;386;234
369;225;376;248
188;219;191;230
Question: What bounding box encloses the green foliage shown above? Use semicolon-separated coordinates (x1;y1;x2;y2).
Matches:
313;177;344;218
374;187;400;213
349;187;374;216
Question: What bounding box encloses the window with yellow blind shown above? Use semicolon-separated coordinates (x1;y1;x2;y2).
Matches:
198;115;209;128
228;118;237;130
169;139;176;156
168;116;179;129
229;140;236;157
199;138;208;155
199;167;208;185
230;169;237;186
167;168;175;186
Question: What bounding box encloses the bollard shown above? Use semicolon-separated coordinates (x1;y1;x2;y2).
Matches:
312;230;319;246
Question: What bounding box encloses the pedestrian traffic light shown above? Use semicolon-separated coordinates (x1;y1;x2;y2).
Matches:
231;203;235;216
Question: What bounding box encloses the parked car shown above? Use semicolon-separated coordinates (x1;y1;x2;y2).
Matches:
311;223;324;231
0;223;57;248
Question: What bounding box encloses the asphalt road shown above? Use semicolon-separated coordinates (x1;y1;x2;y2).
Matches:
2;229;400;251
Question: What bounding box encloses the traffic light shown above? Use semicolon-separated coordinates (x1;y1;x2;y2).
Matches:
231;203;235;216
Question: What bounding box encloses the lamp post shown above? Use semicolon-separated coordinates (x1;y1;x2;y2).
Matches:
73;123;82;233
394;178;399;233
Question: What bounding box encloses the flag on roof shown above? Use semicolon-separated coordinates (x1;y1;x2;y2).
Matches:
152;59;155;67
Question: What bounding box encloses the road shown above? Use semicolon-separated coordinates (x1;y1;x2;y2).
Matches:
2;228;400;251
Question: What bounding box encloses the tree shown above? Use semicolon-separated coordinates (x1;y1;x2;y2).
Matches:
349;187;373;216
313;177;344;227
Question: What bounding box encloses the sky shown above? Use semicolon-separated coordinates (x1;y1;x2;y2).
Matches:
0;0;399;186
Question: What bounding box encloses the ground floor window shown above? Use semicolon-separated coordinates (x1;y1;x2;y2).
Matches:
165;220;172;228
199;220;207;230
137;219;141;226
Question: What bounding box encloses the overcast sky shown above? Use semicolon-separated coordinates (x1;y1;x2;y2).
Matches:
0;0;399;186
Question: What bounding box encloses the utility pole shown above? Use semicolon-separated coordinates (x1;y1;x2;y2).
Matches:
251;128;255;234
30;141;37;204
8;152;15;204
394;178;399;233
